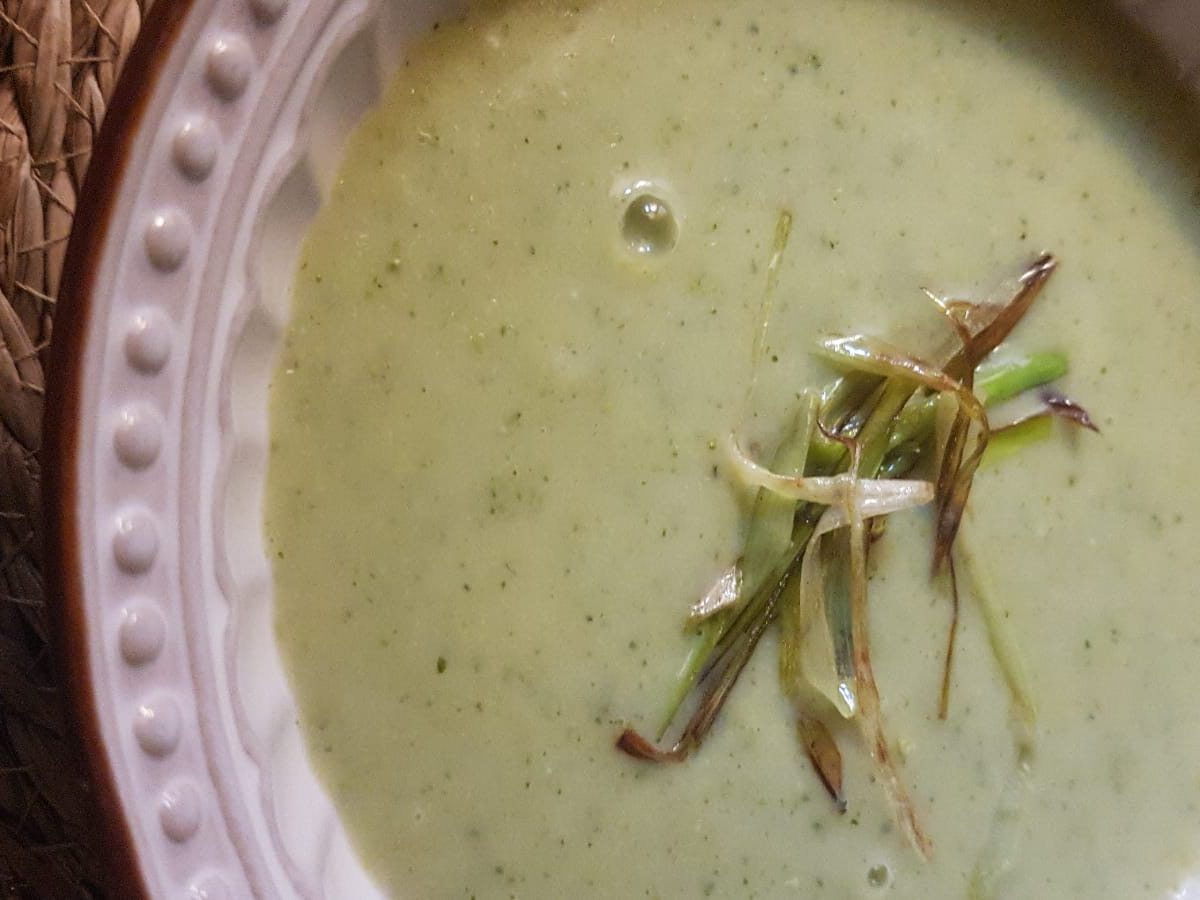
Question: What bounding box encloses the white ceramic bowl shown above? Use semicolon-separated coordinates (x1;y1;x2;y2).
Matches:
43;0;1200;897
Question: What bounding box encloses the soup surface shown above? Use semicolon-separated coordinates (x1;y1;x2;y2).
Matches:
267;0;1200;896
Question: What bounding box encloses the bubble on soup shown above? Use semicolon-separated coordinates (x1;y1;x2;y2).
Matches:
621;193;678;255
867;863;891;888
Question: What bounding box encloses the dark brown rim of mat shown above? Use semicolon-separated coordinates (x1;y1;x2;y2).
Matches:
43;0;198;895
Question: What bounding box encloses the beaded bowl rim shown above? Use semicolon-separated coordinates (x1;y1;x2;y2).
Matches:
42;0;414;892
46;3;196;894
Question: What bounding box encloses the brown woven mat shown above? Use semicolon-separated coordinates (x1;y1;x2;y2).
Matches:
1;0;148;896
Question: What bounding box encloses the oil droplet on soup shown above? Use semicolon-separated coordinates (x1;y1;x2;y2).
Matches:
267;0;1200;897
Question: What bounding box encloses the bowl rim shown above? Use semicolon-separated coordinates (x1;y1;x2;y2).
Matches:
43;0;196;895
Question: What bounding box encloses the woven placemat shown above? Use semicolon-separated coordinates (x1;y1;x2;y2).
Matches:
1;0;148;895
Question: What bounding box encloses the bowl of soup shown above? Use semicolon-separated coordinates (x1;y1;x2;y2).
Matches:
46;0;1200;896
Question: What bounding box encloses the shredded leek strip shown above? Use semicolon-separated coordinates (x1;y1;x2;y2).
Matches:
976;351;1068;405
884;349;1074;459
620;253;1099;864
819;334;989;570
747;210;794;400
980;416;1054;466
783;489;934;721
957;517;1037;751
661;397;816;732
737;395;819;607
687;566;741;622
779;537;847;812
728;442;934;507
648;347;1065;779
667;386;934;736
942;254;1058;383
781;532;845;714
844;458;934;859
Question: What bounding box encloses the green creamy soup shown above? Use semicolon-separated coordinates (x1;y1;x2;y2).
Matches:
266;0;1200;896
